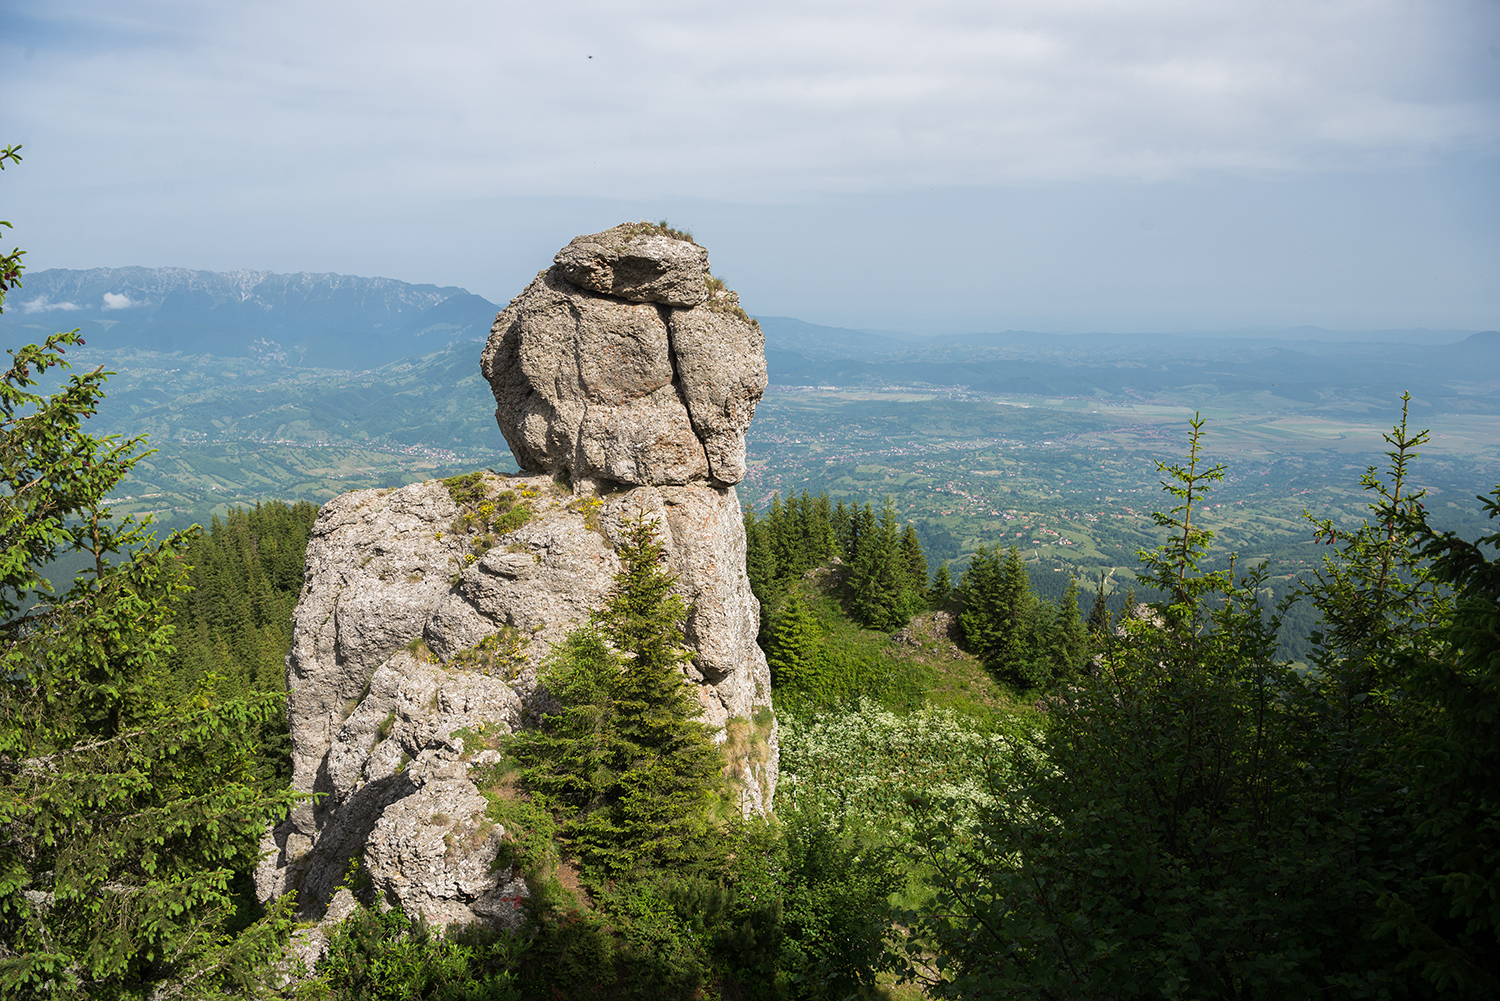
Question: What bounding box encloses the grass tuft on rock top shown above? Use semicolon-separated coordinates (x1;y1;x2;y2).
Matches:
618;219;695;243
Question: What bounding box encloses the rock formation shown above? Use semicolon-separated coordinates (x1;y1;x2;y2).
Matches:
481;223;766;488
257;224;774;936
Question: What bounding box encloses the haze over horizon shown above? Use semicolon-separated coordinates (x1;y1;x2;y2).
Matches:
3;0;1498;335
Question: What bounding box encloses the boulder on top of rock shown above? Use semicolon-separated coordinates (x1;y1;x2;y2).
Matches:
481;223;766;488
552;223;711;307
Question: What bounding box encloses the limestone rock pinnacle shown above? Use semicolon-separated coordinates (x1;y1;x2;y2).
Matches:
481;223;767;487
257;226;777;933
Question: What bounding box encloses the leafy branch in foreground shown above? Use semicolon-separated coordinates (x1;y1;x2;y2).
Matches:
0;144;22;306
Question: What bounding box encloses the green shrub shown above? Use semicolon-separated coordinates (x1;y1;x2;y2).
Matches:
311;906;524;1001
441;471;489;508
489;505;531;536
778;804;905;1000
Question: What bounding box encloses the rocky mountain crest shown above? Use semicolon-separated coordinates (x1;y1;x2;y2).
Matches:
257;225;774;938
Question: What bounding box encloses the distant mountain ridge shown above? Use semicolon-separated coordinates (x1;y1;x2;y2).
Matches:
1;266;502;369
755;315;1500;413
5;270;1495;413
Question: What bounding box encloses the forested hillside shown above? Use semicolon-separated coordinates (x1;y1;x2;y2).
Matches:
164;501;319;789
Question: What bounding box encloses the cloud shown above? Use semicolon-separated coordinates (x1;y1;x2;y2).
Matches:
20;296;82;314
5;0;1498;202
2;0;1495;331
102;291;142;309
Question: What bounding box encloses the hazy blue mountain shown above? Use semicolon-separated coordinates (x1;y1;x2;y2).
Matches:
5;269;1493;414
0;267;502;369
756;315;924;361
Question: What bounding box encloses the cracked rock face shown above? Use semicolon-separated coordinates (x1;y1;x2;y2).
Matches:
482;224;767;488
259;228;776;933
256;475;777;927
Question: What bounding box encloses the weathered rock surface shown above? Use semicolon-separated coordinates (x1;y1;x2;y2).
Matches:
256;473;777;925
552;227;710;307
482;223;767;487
260;225;776;934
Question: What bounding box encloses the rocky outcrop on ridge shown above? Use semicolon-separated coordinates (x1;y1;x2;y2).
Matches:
482;223;767;488
257;226;775;935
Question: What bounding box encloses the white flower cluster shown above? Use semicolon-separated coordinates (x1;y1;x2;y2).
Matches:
777;698;1041;845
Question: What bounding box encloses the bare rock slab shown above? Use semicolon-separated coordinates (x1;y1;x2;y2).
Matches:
553;226;711;307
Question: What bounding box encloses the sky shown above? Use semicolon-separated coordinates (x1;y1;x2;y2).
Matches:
3;0;1499;334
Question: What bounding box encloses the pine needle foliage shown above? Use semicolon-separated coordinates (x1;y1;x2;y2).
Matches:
1143;411;1227;604
958;545;1087;690
511;511;724;876
0;147;297;998
164;501;318;792
1389;483;1500;992
0;332;298;998
743;490;936;634
903;409;1500;998
765;589;819;692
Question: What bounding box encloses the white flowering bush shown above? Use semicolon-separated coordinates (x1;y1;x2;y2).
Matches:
777;698;1042;846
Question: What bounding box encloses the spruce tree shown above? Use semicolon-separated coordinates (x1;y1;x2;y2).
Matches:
766;589;822;697
506;628;619;815
960;545;1048;687
0;145;296;998
811;493;836;563
845;502;875;566
790;491;815;576
515;511;724;875
899;523;928;608
831;500;850;557
928;561;953;607
959;546;1003;660
1047;577;1089;680
851;501;909;632
768;493;802;582
742;507;778;603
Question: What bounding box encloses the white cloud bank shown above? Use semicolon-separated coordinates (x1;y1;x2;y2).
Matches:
20;296;82;314
2;0;1495;331
102;292;142;309
6;0;1498;201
